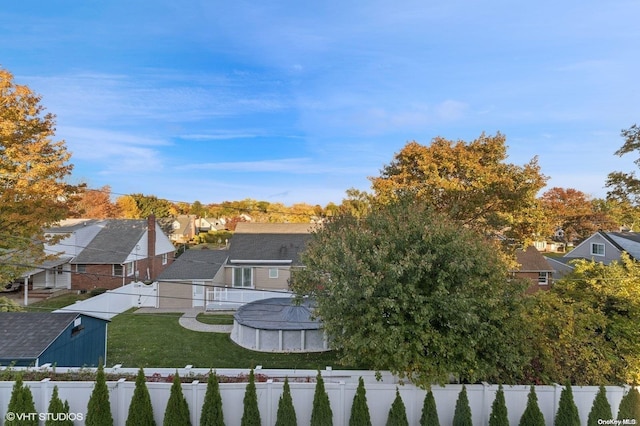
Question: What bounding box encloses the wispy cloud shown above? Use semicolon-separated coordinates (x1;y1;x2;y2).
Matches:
178;157;367;175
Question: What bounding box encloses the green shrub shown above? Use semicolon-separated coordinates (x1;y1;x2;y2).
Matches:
386;388;408;426
618;387;640;422
275;377;297;426
6;374;37;426
519;386;545;426
489;385;508;426
349;377;371;426
311;371;333;426
86;363;114;426
587;386;612;426
555;383;580;426
201;370;224;426
46;385;73;426
163;371;191;426
453;385;472;426
419;389;440;426
241;369;261;426
126;368;156;426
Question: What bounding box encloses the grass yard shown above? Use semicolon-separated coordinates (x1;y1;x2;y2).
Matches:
24;292;92;312
195;313;234;325
107;310;344;369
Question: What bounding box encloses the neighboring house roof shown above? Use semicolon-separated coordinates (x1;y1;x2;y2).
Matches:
545;256;576;280
72;220;149;264
228;233;312;265
157;249;228;280
565;230;640;264
513;246;554;273
234;223;317;234
602;232;640;259
0;312;107;359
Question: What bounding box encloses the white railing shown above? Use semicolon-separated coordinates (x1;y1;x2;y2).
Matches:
205;287;293;310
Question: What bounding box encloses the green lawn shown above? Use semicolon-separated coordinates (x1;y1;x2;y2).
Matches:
24;292;92;312
195;313;234;325
107;310;343;369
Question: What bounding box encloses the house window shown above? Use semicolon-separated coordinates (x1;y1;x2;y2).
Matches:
113;264;123;276
233;267;253;288
162;253;168;265
538;272;549;285
55;265;64;275
125;262;134;276
269;268;278;279
591;243;605;256
76;264;86;273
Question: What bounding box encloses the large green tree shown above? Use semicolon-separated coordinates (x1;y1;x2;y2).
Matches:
607;124;640;205
0;69;82;283
524;254;640;385
369;134;547;245
292;196;530;386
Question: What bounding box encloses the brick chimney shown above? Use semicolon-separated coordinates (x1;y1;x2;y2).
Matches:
147;214;156;279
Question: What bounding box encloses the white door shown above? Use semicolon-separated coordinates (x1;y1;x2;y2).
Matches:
192;281;205;307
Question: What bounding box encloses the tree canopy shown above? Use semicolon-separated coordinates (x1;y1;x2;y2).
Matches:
292;196;530;386
0;69;82;283
369;134;547;244
525;254;640;385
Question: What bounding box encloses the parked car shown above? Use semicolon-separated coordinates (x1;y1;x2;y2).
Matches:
1;282;23;293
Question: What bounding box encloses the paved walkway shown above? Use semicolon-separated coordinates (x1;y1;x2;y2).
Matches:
134;307;233;333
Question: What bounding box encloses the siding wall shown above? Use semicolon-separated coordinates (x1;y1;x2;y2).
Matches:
39;316;107;367
157;281;194;309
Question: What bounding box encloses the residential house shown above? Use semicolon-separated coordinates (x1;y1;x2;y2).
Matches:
22;216;175;291
156;222;315;309
158;215;197;243
225;223;315;292
512;246;555;294
545;230;640;281
0;312;109;367
156;248;228;309
195;217;227;233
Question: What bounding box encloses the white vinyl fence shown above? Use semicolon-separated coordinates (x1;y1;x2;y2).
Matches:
0;367;631;426
53;282;157;320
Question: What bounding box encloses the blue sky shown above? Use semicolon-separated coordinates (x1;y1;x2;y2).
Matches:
2;1;639;206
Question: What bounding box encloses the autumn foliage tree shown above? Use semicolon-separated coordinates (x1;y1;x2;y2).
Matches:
0;69;83;283
539;187;614;243
369;134;547;245
73;185;119;218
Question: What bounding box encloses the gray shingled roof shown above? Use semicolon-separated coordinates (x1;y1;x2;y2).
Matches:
72;220;147;264
0;312;82;358
604;232;640;260
233;297;322;330
228;233;311;265
156;249;228;280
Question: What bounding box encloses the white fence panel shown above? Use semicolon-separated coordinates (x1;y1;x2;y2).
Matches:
0;372;631;425
53;282;158;319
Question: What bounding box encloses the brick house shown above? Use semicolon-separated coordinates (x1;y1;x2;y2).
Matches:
511;246;555;294
24;216;175;291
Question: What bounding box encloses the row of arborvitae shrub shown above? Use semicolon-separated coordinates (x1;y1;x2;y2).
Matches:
5;365;640;425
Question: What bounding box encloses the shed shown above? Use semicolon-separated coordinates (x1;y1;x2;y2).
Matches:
230;297;328;353
0;312;109;367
